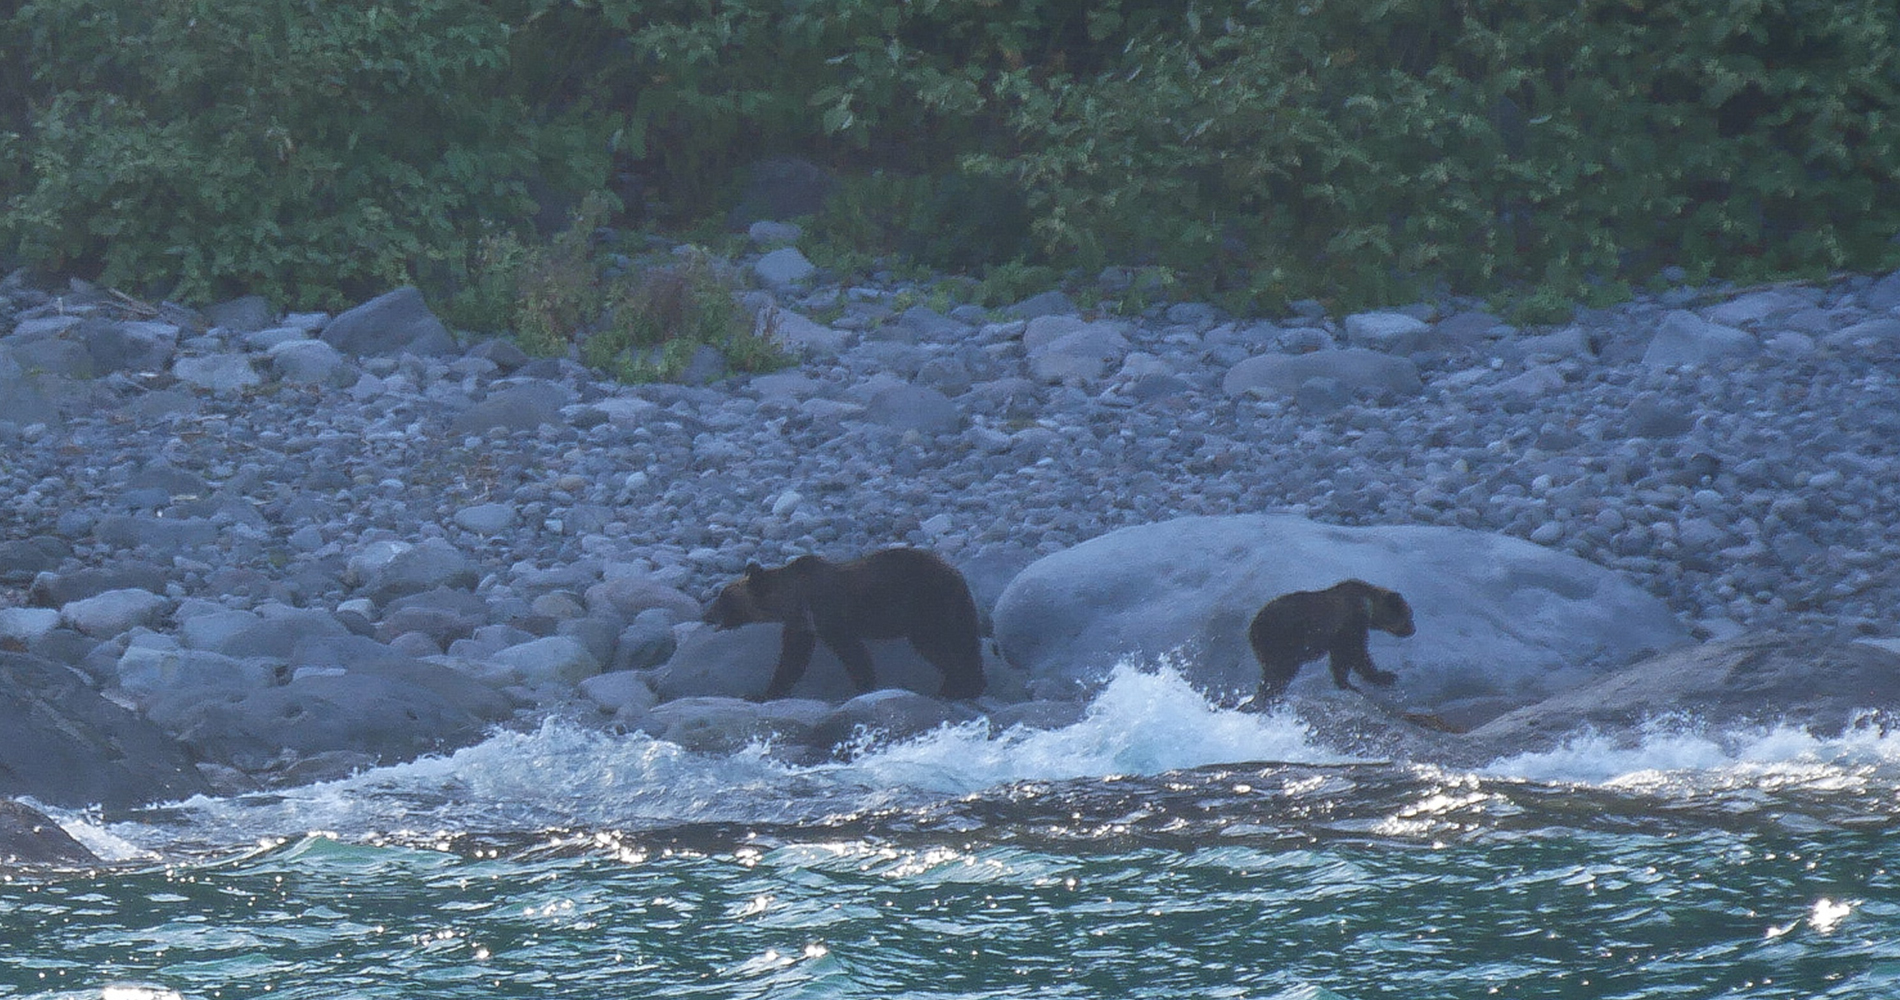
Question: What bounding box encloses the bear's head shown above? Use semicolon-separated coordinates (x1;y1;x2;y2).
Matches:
1365;585;1415;638
704;562;779;628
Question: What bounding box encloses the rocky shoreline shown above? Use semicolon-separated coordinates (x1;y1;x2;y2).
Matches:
4;234;1900;836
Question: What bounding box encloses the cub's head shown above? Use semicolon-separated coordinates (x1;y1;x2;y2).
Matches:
704;562;780;628
1364;585;1416;638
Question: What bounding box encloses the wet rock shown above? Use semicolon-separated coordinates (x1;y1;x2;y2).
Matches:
0;799;98;867
163;657;513;773
0;651;211;809
1467;633;1900;753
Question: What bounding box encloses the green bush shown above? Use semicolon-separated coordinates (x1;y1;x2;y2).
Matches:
3;0;607;307
971;0;1900;309
5;0;1900;314
448;194;789;382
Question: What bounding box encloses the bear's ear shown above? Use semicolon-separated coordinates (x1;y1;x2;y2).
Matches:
743;563;771;595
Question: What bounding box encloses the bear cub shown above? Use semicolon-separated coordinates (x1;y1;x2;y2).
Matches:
704;547;987;701
1248;579;1415;704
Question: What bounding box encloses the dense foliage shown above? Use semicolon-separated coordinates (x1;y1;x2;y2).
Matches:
3;0;1899;316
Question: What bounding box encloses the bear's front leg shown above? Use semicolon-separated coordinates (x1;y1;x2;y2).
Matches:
763;627;818;700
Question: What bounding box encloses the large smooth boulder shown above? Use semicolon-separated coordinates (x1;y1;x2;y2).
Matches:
991;515;1692;726
0;652;211;809
1466;633;1900;754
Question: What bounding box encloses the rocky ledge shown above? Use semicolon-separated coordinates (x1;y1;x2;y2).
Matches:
4;238;1900;829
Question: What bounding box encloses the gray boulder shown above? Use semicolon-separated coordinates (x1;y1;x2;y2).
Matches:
448;379;576;435
172;353;262;394
1222;348;1422;401
359;538;479;605
320;286;457;357
483;634;601;689
0;652;211;809
1343;311;1430;354
865;382;961;435
611;608;679;672
0;536;69;586
80;319;179;373
1023;317;1131;385
117;644;278;706
1642;310;1758;368
1823;316;1900;351
991;515;1692;727
579;670;658;716
754;247;816;288
60;588;172;639
1703;289;1814;327
0;607;60;647
28;563;168;607
268;338;352;385
769;310;852;356
0;359;60;426
1466;633;1900;754
583;575;701;623
205;294;275;332
163;656;513;773
94;514;219;553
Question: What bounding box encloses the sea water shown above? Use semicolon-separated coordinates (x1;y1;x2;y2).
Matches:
7;663;1899;999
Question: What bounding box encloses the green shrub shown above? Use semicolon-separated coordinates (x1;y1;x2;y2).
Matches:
3;0;607;307
6;0;1900;314
972;0;1900;309
450;194;789;382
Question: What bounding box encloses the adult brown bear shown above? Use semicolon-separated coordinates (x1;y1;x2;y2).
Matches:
1248;580;1415;704
704;548;987;701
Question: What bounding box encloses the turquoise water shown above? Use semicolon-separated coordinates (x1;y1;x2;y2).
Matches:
7;666;1900;999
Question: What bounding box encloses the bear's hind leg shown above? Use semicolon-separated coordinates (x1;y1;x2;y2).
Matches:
1253;655;1300;705
912;634;986;699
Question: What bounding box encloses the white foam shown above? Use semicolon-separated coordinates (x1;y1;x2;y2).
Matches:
1479;713;1900;792
104;661;1345;852
94;661;1900;854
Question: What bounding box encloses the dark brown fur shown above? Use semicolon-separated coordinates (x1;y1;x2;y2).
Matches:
704;548;987;701
1248;580;1415;704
